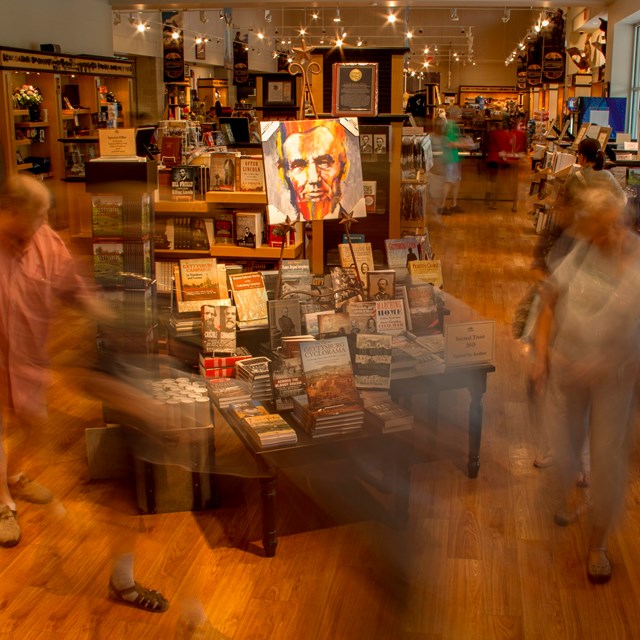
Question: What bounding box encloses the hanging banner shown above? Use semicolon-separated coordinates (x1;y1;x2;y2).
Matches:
223;8;233;70
233;31;249;84
526;36;543;87
162;10;185;82
516;52;528;91
542;9;566;83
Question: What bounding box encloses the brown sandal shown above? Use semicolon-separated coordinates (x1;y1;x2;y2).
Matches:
108;580;169;612
587;548;612;584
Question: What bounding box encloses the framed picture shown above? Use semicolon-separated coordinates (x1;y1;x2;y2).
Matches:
260;117;366;224
572;122;589;148
597;126;612;149
195;41;205;60
264;76;295;106
331;63;379;117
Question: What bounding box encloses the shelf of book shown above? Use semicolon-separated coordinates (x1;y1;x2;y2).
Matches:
211;239;303;260
154;199;210;214
205;191;267;205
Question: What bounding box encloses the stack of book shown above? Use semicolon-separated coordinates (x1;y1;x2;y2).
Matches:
206;378;252;409
363;399;414;433
291;395;364;438
235;356;273;403
198;347;252;379
228;400;298;448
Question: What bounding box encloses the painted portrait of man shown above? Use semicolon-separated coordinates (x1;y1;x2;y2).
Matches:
261;118;366;223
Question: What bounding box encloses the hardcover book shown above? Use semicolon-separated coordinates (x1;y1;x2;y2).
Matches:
364;399;414;432
363;181;377;214
268;299;302;349
330;266;364;310
237;155;265;191
408;259;444;289
347;301;378;334
235;211;264;248
229;272;268;323
213;211;234;245
385;237;419;269
367;269;396;302
199;346;252;369
354;333;393;389
270;355;305;412
280;275;313;301
179;258;220;301
317;311;351;339
210;152;238;191
199;364;236;379
298;336;360;411
406;283;441;334
374;299;407;335
229;399;270;422
242;412;298;447
93;241;124;288
160;136;182;166
171;165;198;201
201;304;237;353
338;242;374;282
206;378;252;408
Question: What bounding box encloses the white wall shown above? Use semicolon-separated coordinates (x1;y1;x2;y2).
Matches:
0;0;113;57
607;0;640;98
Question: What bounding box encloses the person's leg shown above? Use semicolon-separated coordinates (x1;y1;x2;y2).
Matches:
0;409;20;547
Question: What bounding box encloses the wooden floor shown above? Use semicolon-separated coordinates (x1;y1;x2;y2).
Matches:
2;184;640;640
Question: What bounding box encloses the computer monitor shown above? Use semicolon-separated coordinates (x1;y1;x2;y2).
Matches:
218;117;251;144
135;126;158;159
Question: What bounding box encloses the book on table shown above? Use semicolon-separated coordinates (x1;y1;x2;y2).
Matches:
338;242;374;282
354;333;393;390
408;259;443;289
364;399;414;432
347;300;377;335
242;413;298;448
270;354;305;412
201;304;237;353
317;311;351;339
268;299;302;349
199;346;252;370
366;269;396;303
229;272;268;325
374;298;407;335
206;378;252;408
384;237;419;270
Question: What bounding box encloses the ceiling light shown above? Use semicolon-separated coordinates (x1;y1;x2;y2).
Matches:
502;8;510;24
257;32;264;40
387;12;397;24
333;8;341;23
406;30;413;39
312;12;319;20
136;23;146;33
171;31;180;40
113;12;121;26
300;28;306;36
195;36;203;44
336;37;343;46
199;10;209;24
128;12;137;25
450;9;459;22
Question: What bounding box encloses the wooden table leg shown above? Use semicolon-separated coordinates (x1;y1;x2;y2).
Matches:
260;475;278;557
467;386;485;479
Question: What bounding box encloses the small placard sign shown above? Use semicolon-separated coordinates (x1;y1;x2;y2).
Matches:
98;128;136;158
445;320;495;368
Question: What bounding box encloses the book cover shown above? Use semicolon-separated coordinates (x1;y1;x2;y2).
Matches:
281;335;316;359
268;223;297;248
210;152;238;191
299;337;360;411
91;195;123;239
235;211;264;248
280;275;313;301
408;259;444;289
153;217;174;250
229;399;269;422
406;283;441;334
190;218;211;250
229;272;268;322
179;258;220;301
268;299;302;349
347;301;378;334
270;355;305;412
338;242;374;281
367;269;396;302
330;266;364;310
93;241;124;288
394;284;413;331
201;304;237;353
236;356;272;379
281;259;311;278
160;136;182;166
363;181;377;214
243;413;297;446
364;399;413;431
171;165;198;201
354;333;393;389
385;237;419;269
317;311;351;339
374;299;406;335
199;346;252;369
237;155;265;191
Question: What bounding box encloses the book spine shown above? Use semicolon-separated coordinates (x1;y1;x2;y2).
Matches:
200;354;251;368
199;365;236;378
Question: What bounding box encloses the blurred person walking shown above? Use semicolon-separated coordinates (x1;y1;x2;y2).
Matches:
0;175;169;612
530;184;640;584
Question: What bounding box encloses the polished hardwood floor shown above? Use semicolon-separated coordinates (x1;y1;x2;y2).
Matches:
1;182;640;639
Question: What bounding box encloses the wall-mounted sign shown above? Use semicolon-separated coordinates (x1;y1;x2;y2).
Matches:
331;63;378;117
0;49;133;77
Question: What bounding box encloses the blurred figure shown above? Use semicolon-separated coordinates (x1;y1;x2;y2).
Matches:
0;176;169;611
529;137;625;476
530;185;640;584
427;116;448;217
484;119;508;210
440;108;464;214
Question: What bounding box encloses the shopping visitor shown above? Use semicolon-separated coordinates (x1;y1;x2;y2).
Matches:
530;184;640;584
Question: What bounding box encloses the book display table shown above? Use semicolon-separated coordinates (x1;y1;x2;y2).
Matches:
390;363;496;479
216;406;412;557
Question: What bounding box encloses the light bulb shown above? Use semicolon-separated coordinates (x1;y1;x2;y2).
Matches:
172;31;180;40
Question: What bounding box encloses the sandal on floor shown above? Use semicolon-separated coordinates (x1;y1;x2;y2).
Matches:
108;580;169;612
587;548;612;584
576;472;591;488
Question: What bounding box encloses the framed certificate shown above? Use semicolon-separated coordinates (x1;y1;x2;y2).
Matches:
331;63;378;117
264;76;295;106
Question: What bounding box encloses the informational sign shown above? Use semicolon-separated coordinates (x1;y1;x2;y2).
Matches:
444;320;495;368
332;63;378;117
98;129;136;158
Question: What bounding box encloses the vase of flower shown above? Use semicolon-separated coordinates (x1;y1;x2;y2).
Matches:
13;84;44;121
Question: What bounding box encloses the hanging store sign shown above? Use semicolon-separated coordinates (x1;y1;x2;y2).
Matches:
162;10;185;83
0;49;133;77
541;10;566;83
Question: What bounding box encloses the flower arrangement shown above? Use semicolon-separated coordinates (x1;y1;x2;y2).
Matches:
13;85;44;109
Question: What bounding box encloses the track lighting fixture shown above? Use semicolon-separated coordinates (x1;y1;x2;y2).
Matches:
333;8;341;23
541;14;550;27
171;31;181;40
387;12;397;24
219;11;224;20
113;12;121;26
502;8;510;24
128;13;137;25
450;9;459;22
199;10;209;24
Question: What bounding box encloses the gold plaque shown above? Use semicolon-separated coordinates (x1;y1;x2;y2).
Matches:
349;68;363;82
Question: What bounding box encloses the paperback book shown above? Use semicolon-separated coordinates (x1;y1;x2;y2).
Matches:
235;211;264;248
385;237;419;270
179;258;220;302
347;301;378;334
408;259;444;289
91;195;123;239
270;354;305;412
268;299;302;349
374;299;407;335
367;269;396;302
338;242;374;281
364;399;414;432
229;272;269;324
330;266;364;310
201;304;237;353
199;346;252;369
406;283;442;335
242;413;298;448
317;311;351;339
354;333;393;390
171;165;198;201
210;152;238;191
237;155;265;192
299;336;360;411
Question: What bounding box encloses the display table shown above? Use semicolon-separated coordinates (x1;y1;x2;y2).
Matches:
390;363;495;479
216;406;412;557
